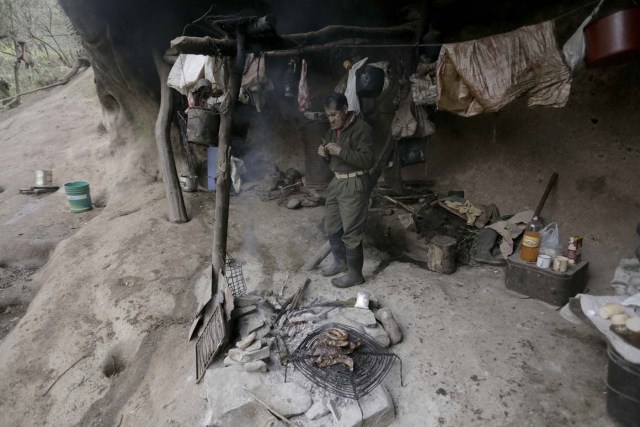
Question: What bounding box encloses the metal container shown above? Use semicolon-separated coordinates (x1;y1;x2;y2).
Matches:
186;107;219;146
35;169;52;186
606;346;640;427
506;248;589;306
585;7;640;67
179;175;198;192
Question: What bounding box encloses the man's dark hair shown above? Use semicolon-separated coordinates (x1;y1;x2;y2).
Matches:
324;92;348;110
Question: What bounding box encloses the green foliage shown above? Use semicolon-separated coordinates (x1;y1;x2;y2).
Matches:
0;0;82;97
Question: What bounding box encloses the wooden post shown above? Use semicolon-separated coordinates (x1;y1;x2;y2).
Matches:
153;52;188;223
426;235;457;274
212;28;246;275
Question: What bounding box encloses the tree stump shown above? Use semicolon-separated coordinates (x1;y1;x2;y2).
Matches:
426;235;457;274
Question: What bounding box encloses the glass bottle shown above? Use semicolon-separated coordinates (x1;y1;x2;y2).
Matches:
521;216;543;262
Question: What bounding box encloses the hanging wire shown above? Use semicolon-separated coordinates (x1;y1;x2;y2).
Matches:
182;3;215;37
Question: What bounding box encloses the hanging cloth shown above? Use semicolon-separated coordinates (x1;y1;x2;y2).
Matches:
436;21;571;117
344;57;368;114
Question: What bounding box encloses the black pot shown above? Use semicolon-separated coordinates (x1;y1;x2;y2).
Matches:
356;66;385;98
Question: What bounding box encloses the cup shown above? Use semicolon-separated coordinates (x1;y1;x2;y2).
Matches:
553;256;569;273
354;290;371;309
536;254;552;269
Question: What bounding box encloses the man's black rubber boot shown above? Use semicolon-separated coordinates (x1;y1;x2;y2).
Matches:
322;233;347;277
332;244;365;288
471;228;505;265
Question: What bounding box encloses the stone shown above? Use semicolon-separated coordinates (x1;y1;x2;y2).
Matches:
340;386;395;427
239;315;265;338
305;398;330;420
254;323;272;339
375;308;402;345
264;296;282;311
286;198;302;209
237;331;257;350
223;356;243;366
228;346;271;363
364;325;391;347
233;305;258;318
244;360;268;373
300;198;317;208
244;339;262;353
340;307;378;327
204;366;280;419
208;401;278;427
249;382;313;417
235;294;262;308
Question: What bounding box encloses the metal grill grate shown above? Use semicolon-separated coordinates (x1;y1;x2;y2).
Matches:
287;323;402;400
195;303;226;383
224;253;246;297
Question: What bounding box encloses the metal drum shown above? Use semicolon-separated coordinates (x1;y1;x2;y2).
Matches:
585;7;640;67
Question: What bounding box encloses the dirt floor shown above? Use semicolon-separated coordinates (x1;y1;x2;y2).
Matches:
0;69;620;426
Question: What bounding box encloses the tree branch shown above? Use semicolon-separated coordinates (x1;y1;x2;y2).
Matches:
282;22;418;45
171;22;419;57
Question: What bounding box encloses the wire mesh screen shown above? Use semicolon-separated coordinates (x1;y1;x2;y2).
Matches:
195;303;226;383
224;253;246;297
288;323;401;400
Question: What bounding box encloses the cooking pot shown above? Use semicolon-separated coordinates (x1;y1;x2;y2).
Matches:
584;6;640;67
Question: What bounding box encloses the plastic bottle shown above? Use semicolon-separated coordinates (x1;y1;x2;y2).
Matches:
521;216;543;262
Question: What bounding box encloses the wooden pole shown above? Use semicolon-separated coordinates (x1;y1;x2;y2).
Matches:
212;28;246;274
153;52;188;223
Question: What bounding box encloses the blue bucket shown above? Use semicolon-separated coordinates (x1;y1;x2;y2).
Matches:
63;181;93;213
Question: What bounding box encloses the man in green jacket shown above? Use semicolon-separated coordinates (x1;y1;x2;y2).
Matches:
318;93;375;288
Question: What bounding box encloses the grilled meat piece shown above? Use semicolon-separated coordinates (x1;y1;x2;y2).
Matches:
315;354;354;371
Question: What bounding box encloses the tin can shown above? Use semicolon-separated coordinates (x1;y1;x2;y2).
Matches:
567;236;583;264
35;169;52;186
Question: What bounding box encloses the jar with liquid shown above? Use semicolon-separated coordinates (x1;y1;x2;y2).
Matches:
521;216;543;262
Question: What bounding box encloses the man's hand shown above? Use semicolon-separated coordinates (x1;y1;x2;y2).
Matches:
325;142;341;157
318;144;328;158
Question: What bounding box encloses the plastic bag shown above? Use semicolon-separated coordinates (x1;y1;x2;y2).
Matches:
399;138;426;166
539;222;562;257
562;0;604;71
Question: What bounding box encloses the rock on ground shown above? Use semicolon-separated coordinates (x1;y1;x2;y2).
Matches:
244;360;268;373
340;386;395;427
340;307;378;327
208;401;280;427
249;382;313;417
305;398;330;421
364;325;391;347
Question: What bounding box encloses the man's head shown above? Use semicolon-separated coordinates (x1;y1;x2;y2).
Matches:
324;92;349;130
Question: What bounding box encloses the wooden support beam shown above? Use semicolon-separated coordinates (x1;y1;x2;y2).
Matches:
170;22;418;57
153;52;189;224
170;36;236;56
264;38;374;57
212;28;246;274
282;22;417;44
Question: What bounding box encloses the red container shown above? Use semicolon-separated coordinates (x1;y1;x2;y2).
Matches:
584;7;640;67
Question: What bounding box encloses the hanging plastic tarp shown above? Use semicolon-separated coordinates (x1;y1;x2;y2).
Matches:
563;0;605;71
436;21;571;117
168;54;208;95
